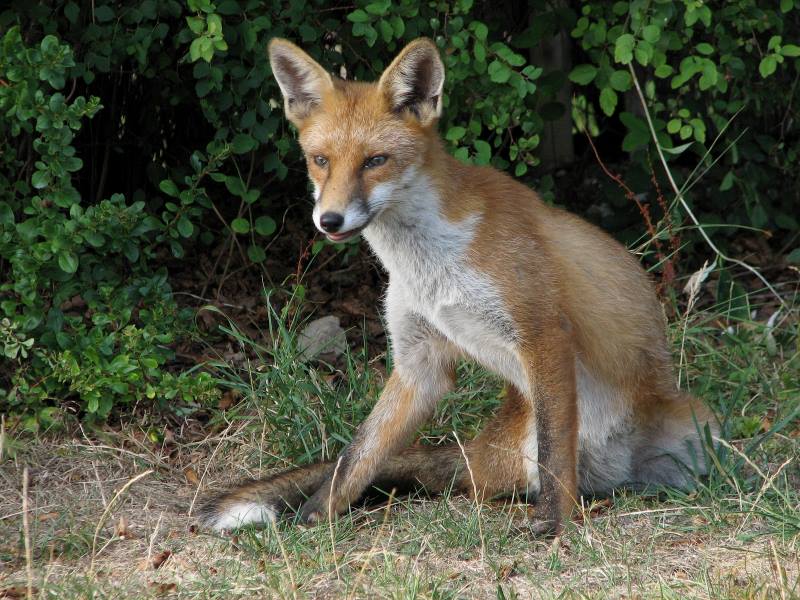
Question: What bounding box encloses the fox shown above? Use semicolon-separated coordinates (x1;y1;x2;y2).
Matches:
197;37;718;535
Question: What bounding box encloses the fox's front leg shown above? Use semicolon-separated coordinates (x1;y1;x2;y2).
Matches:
523;323;579;535
299;315;457;523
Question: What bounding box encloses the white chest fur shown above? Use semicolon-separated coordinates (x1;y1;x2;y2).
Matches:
362;170;528;394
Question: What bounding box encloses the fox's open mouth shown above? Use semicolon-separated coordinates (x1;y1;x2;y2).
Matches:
326;225;366;243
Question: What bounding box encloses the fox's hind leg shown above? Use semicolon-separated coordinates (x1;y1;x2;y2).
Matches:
460;384;537;499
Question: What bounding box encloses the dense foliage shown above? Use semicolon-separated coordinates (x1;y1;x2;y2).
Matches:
1;0;798;424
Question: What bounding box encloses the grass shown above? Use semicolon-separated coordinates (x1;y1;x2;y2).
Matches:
1;277;798;599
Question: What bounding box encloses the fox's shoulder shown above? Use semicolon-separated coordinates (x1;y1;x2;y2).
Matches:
431;156;547;225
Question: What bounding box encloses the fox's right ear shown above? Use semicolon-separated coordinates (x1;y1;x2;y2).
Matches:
268;39;333;126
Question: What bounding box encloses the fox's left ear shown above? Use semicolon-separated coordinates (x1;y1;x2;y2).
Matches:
379;38;444;126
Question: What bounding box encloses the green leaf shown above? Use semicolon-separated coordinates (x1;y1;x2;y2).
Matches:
247;245;266;263
64;2;80;23
781;0;794;12
94;5;114;22
699;63;718;90
231;218;250;234
696;43;714;55
352;22;378;46
568;64;597;85
654;64;673;78
445;126;467;141
177;216;194;238
487;60;511;83
31;171;50;189
206;14;222;35
195;78;213;98
224;176;245;197
84;231;105;247
365;0;390;15
347;9;370;23
390;15;406;38
473;140;491;164
599;87;618;116
614;33;635;65
471;21;488;41
759;55;778;78
667;118;681;134
611;2;628;15
622;129;649;152
0;202;14;225
620;112;649;151
159;179;179;197
189;38;204;62
58;251;79;274
299;23;318;42
719;171;735;191
254;216;276;236
781;44;800;57
634;40;653;66
662;142;693;155
123;241;139;262
231;133;256;154
609;70;631;91
199;37;214;62
378;19;393;43
787;248;800;264
187;16;205;34
642;25;660;44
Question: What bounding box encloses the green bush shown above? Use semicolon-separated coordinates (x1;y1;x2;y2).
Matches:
1;0;797;424
569;0;800;240
0;25;218;425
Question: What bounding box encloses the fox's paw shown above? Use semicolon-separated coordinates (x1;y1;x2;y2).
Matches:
526;518;560;538
298;499;326;525
297;484;350;525
196;491;279;532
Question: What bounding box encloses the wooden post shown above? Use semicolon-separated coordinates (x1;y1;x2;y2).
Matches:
530;3;575;170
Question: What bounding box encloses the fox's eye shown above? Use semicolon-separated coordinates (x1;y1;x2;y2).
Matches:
363;155;388;169
313;155;328;168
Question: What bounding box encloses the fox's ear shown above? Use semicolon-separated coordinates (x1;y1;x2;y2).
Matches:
268;38;333;126
378;38;444;126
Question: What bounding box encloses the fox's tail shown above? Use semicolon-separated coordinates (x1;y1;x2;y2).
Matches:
197;445;468;531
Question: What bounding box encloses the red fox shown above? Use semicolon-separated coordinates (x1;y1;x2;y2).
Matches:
198;38;717;535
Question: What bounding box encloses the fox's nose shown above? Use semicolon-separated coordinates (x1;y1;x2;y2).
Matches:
319;211;344;233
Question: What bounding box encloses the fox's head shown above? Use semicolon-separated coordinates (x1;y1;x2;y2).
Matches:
268;38;445;242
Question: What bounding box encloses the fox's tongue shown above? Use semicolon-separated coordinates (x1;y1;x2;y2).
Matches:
327;230;355;242
325;223;367;243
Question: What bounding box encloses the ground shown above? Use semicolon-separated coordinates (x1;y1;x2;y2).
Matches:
1;266;799;599
0;423;797;599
